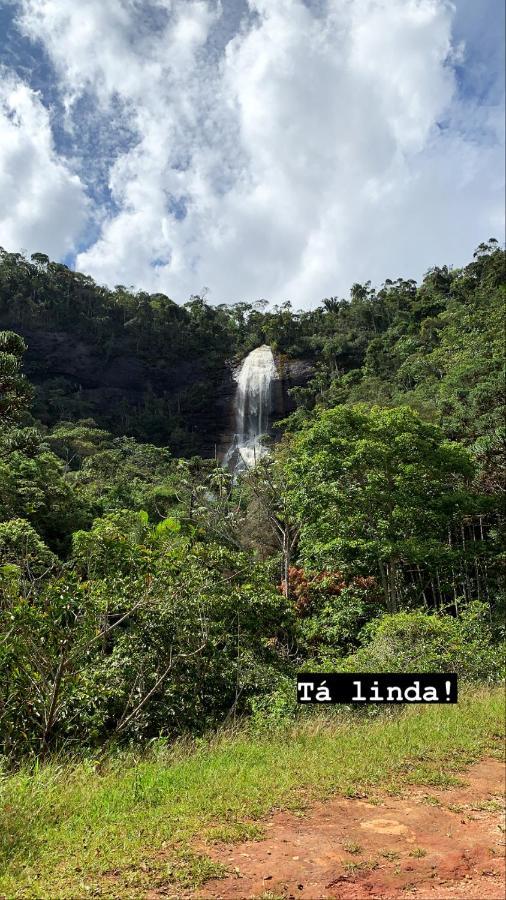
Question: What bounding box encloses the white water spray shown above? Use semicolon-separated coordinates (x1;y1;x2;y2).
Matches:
225;345;277;471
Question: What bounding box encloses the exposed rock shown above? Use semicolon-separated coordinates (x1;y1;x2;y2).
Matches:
218;352;314;462
8;326;314;458
274;355;315;414
14;327;234;456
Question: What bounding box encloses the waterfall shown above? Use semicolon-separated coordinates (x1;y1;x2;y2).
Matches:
225;345;277;471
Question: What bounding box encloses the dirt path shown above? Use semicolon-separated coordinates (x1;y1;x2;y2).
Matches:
194;757;505;900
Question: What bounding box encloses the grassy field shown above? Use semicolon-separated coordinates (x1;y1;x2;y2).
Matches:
1;686;504;898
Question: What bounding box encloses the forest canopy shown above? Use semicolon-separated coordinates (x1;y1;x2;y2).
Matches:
0;239;504;762
1;238;502;456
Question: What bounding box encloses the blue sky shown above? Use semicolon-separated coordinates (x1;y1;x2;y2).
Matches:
0;0;504;306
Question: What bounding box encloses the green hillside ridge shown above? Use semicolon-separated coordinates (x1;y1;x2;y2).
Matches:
0;238;504;895
1;239;503;457
0;238;504;764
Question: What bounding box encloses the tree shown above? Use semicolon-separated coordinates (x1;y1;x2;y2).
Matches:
0;331;32;423
0;518;57;585
283;405;476;611
47;419;111;469
0;440;89;555
244;458;300;596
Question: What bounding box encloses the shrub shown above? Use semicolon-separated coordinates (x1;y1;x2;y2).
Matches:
292;570;381;655
341;604;504;681
250;604;504;729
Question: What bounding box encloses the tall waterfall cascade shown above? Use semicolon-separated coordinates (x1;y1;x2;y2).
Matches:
224;345;277;472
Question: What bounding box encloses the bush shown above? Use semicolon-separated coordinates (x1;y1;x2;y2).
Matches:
250;604;504;729
290;568;381;655
340;604;504;681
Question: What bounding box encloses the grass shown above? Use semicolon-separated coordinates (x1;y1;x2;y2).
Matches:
343;858;377;874
342;841;362;854
380;849;401;861
204;822;265;844
0;686;504;899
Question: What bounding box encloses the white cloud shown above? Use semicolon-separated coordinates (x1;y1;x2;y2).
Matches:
6;0;506;304
0;71;88;259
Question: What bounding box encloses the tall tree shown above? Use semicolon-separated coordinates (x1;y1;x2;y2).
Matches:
0;331;32;423
283;405;477;611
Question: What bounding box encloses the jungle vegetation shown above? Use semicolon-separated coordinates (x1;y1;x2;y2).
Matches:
0;239;504;763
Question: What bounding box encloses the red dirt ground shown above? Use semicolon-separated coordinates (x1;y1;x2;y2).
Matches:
193;757;505;900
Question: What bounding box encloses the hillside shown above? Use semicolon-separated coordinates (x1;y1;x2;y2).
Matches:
1;240;503;462
0;239;504;900
0;237;503;756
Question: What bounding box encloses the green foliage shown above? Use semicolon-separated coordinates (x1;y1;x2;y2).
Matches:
0;575;100;757
70;436;174;517
0;243;503;457
283;404;478;610
0;241;503;763
0;440;89;554
47;419;111;468
0;518;57;584
0;331;32;423
300;242;504;463
72;510;152;578
1;689;502;897
291;569;382;655
252;608;504;728
1;519;294;757
340;606;504;682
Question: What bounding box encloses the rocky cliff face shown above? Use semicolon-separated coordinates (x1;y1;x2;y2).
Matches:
20;328;214;393
15;327;235;456
275;355;315;409
13;328;313;458
218;353;314;460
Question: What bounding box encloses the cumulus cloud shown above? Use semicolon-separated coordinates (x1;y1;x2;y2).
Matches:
0;71;88;259
5;0;505;304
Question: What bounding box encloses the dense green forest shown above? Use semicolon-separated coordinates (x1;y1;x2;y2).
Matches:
3;237;502;457
0;239;504;763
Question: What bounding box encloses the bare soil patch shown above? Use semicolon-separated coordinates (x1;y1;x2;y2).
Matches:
192;757;505;900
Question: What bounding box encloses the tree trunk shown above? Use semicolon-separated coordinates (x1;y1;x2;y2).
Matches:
282;527;290;598
387;558;398;613
378;560;392;612
41;654;66;757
